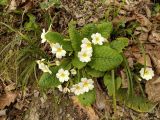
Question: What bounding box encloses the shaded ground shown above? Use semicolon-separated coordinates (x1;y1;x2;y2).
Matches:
1;0;160;120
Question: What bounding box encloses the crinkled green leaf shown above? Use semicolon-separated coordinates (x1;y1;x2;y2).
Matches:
45;32;73;51
69;22;82;51
110;37;129;53
80;22;112;39
72;53;87;69
117;89;156;112
80;23;97;39
97;22;113;38
104;74;122;96
78;90;96;106
59;58;72;70
86;67;105;77
39;66;60;89
24;14;39;31
126;97;156;112
89;45;123;71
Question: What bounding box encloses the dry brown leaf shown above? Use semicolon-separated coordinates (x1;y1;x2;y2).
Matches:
0;92;17;110
134;13;152;30
71;96;99;120
149;54;160;75
148;31;160;44
120;70;128;88
145;5;151;18
14;102;24;110
148;46;160;75
24;106;39;120
145;77;160;102
94;80;106;110
112;16;135;26
0;116;6;120
137;54;152;67
128;57;134;68
138;32;148;41
136;27;150;33
4;83;16;92
155;13;160;21
8;0;17;11
0;109;6;116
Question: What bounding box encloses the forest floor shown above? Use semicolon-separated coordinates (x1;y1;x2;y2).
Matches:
0;0;160;120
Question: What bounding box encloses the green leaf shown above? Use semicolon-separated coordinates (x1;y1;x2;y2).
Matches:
80;23;97;39
24;14;39;31
45;32;73;51
0;0;8;5
126;96;156;112
59;58;72;70
77;90;96;106
97;22;113;38
104;74;122;96
86;67;105;77
80;22;112;39
110;37;129;53
89;45;123;71
72;53;87;69
69;22;82;51
117;89;156;112
40;0;60;9
45;31;63;42
40;2;49;9
39;67;60;89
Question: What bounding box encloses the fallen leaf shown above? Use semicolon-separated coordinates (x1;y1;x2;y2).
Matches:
149;55;160;75
145;5;151;18
120;70;128;88
148;31;160;44
112;16;135;26
0;109;6;116
94;80;106;110
137;54;152;67
0;92;17;109
149;46;160;75
155;13;160;21
14;102;23;110
134;13;152;30
128;57;134;68
4;83;16;92
24;106;39;120
145;77;160;102
8;0;17;11
136;26;150;33
138;32;148;41
71;96;99;120
0;116;6;120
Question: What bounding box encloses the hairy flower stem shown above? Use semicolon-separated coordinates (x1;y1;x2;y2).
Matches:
112;70;116;112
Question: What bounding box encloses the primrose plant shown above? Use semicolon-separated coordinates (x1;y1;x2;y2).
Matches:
37;21;129;106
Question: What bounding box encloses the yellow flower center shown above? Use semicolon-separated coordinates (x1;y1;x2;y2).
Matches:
87;43;91;48
83;82;89;87
144;70;149;75
82;53;87;57
95;37;99;42
60;73;65;77
57;48;62;52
